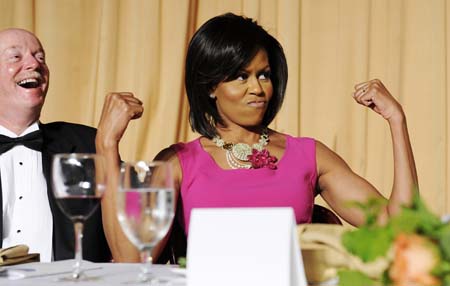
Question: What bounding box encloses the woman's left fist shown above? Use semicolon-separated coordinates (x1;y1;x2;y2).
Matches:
352;79;404;123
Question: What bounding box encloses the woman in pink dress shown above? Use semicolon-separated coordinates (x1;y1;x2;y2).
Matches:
97;13;418;262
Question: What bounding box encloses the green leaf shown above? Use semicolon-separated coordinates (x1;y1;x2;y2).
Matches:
436;224;450;261
346;198;386;226
381;269;392;286
388;196;441;237
177;257;186;268
342;226;392;262
389;208;426;234
443;274;450;286
433;260;450;277
338;270;376;286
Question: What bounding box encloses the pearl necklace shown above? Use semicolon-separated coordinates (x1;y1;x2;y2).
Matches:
212;128;269;169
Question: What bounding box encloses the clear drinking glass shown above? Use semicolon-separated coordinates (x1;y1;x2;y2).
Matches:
117;161;175;283
52;153;105;281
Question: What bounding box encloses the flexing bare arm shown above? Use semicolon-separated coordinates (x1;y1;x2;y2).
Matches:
96;92;143;262
318;79;418;226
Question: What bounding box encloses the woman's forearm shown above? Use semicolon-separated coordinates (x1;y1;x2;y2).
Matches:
98;142;140;262
387;112;419;215
95;92;144;262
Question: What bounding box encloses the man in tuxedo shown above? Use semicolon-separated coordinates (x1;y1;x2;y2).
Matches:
0;28;110;262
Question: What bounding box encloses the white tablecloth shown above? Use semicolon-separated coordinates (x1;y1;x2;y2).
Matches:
0;260;186;286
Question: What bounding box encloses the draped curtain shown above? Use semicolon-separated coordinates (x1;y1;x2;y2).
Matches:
0;0;448;215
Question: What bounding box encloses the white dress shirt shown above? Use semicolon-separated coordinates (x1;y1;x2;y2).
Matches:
0;122;53;262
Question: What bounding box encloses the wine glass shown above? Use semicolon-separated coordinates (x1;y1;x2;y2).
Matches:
52;153;106;281
117;161;175;283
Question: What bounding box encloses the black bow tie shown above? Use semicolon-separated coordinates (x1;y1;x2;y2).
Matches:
0;130;44;154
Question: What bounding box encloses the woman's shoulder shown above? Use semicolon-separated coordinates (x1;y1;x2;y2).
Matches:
269;130;317;148
169;138;201;153
154;138;202;189
155;137;206;165
286;136;336;158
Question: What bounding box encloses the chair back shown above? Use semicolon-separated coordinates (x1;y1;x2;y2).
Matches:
311;204;342;225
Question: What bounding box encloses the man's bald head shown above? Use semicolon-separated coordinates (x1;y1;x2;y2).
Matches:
0;28;39;40
0;28;50;134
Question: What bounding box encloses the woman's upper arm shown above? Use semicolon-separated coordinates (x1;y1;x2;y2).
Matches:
315;140;387;226
151;146;183;262
154;146;183;194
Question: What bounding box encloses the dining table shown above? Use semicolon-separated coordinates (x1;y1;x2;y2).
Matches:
0;260;186;286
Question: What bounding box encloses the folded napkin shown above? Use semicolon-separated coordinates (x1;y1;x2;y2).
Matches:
0;245;40;266
298;224;389;283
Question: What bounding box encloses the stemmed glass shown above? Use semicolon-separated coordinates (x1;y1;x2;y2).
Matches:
52;153;106;281
117;161;175;283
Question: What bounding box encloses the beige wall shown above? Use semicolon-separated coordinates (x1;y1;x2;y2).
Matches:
1;0;448;215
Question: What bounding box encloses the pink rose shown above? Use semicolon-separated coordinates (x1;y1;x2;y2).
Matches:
389;233;441;286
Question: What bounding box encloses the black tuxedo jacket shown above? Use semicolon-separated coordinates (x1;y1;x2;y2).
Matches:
0;122;111;262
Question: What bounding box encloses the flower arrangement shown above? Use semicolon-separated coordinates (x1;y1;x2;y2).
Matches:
339;196;450;286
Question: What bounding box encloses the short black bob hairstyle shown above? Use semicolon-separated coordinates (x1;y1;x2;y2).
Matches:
185;12;288;139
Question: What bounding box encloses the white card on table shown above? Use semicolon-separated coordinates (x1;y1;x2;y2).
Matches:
186;207;307;286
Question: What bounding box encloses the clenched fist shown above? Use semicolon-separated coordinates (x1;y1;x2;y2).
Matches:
352;79;404;123
96;92;144;149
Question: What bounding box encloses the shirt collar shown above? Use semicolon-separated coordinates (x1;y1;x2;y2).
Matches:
0;121;40;138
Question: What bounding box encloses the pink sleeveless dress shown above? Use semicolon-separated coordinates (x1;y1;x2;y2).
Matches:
172;135;317;235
